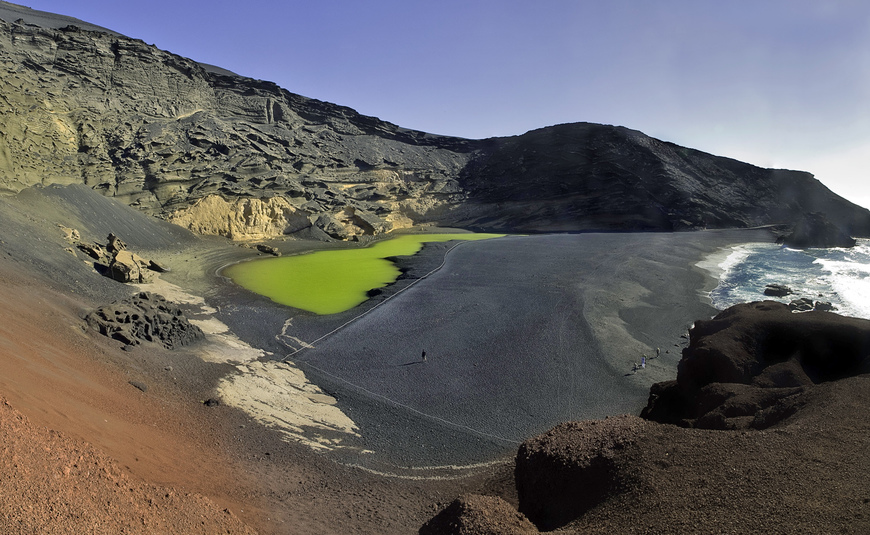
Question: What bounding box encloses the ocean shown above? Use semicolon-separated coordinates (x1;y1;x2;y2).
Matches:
701;238;870;319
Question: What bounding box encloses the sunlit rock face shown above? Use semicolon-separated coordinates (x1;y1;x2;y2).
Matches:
0;18;472;240
2;11;870;241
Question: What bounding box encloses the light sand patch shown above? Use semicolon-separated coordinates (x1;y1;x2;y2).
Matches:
190;317;230;335
217;360;360;452
135;276;360;451
195;335;267;365
134;277;213;310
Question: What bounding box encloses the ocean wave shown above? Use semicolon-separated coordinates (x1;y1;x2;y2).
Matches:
707;239;870;319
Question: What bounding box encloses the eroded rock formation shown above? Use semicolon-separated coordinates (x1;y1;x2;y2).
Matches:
86;292;205;349
423;304;870;533
641;301;870;429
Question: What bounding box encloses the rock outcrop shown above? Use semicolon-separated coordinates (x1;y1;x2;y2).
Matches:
86;292;205;349
778;211;858;248
515;416;646;531
72;233;164;283
423;304;870;533
447;123;870;235
420;494;538;535
641;301;870;429
763;283;792;297
2;7;870;240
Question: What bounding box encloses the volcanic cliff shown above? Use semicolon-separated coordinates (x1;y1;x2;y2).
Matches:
2;2;869;241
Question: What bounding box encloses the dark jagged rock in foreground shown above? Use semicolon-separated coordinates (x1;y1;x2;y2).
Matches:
2;3;870;241
423;304;870;533
642;301;870;429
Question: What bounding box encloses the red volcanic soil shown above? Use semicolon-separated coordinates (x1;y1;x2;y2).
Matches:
0;250;507;534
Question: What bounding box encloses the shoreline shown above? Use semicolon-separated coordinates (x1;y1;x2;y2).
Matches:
215;229;777;473
0;184;782;533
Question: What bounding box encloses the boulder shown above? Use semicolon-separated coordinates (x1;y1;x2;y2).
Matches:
86;292;205;349
77;242;110;263
514;416;646;531
788;297;814;311
420;495;538;535
313;213;350;240
814;301;836;312
256;244;281;256
108;249;153;283
763;283;792;297
106;232;127;254
148;259;170;272
641;301;870;429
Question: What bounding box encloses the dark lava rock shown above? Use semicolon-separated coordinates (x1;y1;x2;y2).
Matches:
256;244;281;256
780;212;857;248
148;259;170;272
86;292;205;350
814;301;837;312
514;416;646;531
763;283;793;297
203;398;221;407
420;494;538;535
641;301;870;429
789;297;815;311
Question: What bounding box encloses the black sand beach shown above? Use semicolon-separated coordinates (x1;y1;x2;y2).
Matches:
210;229;775;472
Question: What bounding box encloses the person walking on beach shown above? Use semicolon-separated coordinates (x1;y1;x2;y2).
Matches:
421;350;427;362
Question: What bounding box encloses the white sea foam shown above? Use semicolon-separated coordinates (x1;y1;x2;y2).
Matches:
813;240;870;318
708;238;870;320
696;244;756;280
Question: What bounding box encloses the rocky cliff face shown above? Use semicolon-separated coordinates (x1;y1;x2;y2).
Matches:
0;12;472;240
449;123;870;235
2;4;869;240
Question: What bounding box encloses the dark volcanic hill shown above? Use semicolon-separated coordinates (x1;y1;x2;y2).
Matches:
1;1;869;240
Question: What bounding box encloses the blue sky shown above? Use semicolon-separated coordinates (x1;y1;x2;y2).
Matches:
16;0;870;208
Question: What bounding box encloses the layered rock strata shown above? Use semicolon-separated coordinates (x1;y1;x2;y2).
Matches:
2;8;870;240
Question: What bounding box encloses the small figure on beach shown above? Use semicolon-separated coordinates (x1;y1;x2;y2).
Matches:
421;350;427;362
641;356;646;368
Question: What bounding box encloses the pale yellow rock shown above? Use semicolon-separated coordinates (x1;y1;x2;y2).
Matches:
166;195;310;240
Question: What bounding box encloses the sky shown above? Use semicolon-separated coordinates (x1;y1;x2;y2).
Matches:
15;0;870;209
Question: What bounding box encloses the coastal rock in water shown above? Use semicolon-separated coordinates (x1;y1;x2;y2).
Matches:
514;416;647;531
86;292;205;349
641;301;870;429
779;212;857;248
420;495;538;535
789;298;815;312
814;301;836;312
763;283;793;297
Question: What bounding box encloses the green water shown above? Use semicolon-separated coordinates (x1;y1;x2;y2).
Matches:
223;233;503;315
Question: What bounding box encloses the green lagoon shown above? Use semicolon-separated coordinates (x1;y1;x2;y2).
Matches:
223;233;503;315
